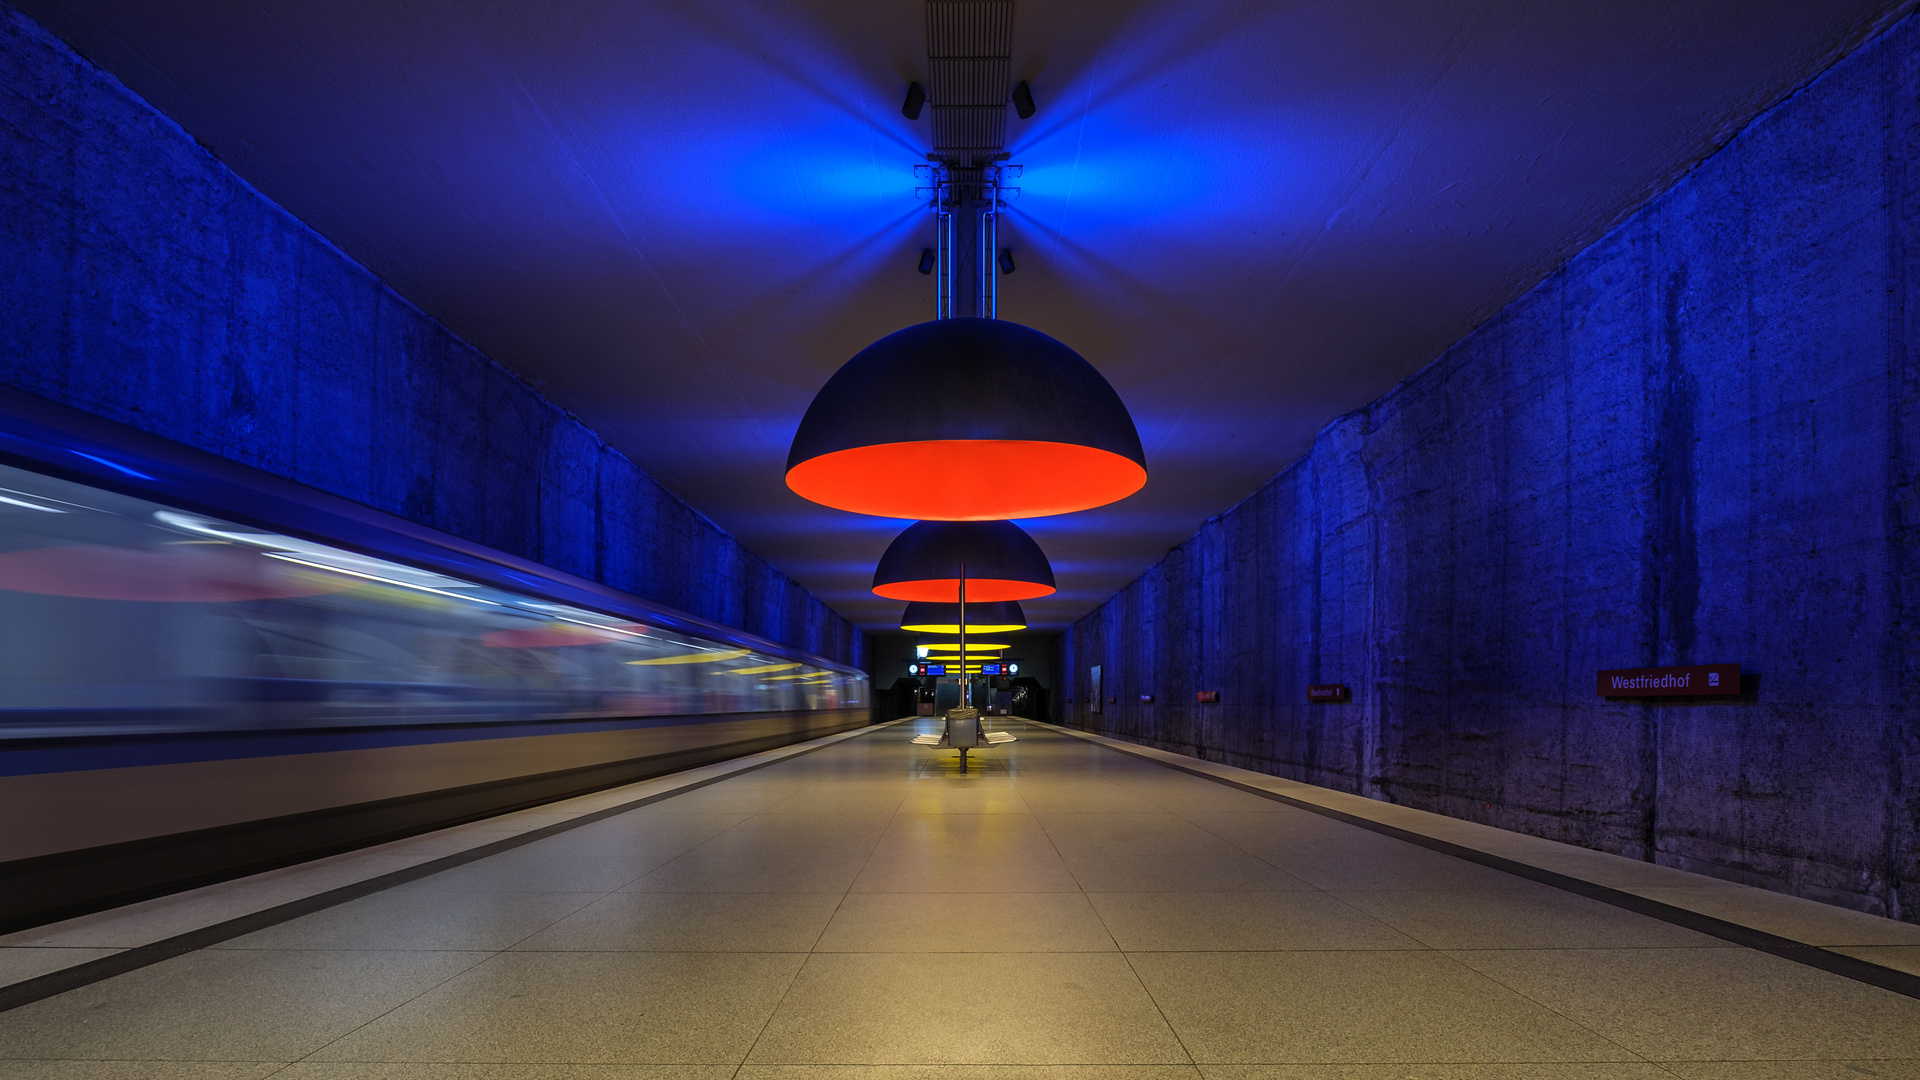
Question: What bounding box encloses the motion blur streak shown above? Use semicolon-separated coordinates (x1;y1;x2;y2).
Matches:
0;463;862;744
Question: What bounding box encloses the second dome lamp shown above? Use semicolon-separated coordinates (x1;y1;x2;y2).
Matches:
787;319;1146;521
871;520;1055;602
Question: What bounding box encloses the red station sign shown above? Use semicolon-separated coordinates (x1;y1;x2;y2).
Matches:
1596;664;1740;698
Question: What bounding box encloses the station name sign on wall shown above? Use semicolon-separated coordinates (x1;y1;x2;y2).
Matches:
1308;684;1349;702
1597;664;1740;698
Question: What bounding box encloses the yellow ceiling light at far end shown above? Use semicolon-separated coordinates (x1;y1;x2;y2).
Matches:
901;621;1024;634
626;647;752;666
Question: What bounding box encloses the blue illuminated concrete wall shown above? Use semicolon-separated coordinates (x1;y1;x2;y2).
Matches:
0;5;862;666
1065;14;1920;917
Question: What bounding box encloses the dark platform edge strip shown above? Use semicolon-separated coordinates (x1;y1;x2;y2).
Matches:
1038;722;1920;1001
0;720;900;1013
0;710;869;933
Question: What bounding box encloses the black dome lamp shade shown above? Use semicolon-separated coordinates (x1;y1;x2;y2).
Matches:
871;520;1055;602
786;319;1147;520
900;600;1026;634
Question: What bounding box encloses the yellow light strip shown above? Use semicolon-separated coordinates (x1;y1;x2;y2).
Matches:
537;612;649;638
626;647;752;666
725;662;802;675
264;553;502;606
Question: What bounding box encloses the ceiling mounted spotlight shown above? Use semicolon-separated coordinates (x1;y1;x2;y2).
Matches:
900;599;1025;634
918;248;936;275
787;319;1146;520
872;520;1055;602
1011;81;1036;120
902;81;927;120
997;247;1016;275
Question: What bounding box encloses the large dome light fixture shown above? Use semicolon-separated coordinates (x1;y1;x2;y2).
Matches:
787;319;1146;520
900;599;1025;634
872;520;1055;602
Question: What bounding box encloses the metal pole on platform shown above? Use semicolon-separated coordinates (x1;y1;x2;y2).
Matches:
958;562;968;708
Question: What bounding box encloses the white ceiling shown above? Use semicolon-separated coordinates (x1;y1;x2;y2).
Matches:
19;0;1911;630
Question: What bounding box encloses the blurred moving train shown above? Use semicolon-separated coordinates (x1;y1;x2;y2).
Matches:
0;390;869;932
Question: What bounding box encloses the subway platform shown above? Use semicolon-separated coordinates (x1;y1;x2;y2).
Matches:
2;718;1918;1077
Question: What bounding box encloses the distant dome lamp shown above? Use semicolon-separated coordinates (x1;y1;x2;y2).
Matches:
900;600;1025;634
786;319;1146;520
871;520;1055;602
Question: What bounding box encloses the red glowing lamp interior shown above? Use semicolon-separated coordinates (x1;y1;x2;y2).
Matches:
787;439;1146;520
871;576;1055;602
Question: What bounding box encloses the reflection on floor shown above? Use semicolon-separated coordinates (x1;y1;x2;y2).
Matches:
2;718;1919;1078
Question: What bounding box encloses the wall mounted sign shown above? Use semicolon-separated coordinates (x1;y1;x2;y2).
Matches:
1139;694;1154;704
1308;684;1350;702
1597;664;1740;697
1089;665;1102;714
1196;690;1220;703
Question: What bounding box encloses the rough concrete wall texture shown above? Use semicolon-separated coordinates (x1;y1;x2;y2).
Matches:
0;5;863;667
1064;13;1920;918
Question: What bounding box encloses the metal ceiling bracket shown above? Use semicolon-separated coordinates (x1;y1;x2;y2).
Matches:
917;162;1018;319
917;1;1023;320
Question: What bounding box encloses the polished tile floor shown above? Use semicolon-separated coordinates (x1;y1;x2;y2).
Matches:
3;719;1919;1078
